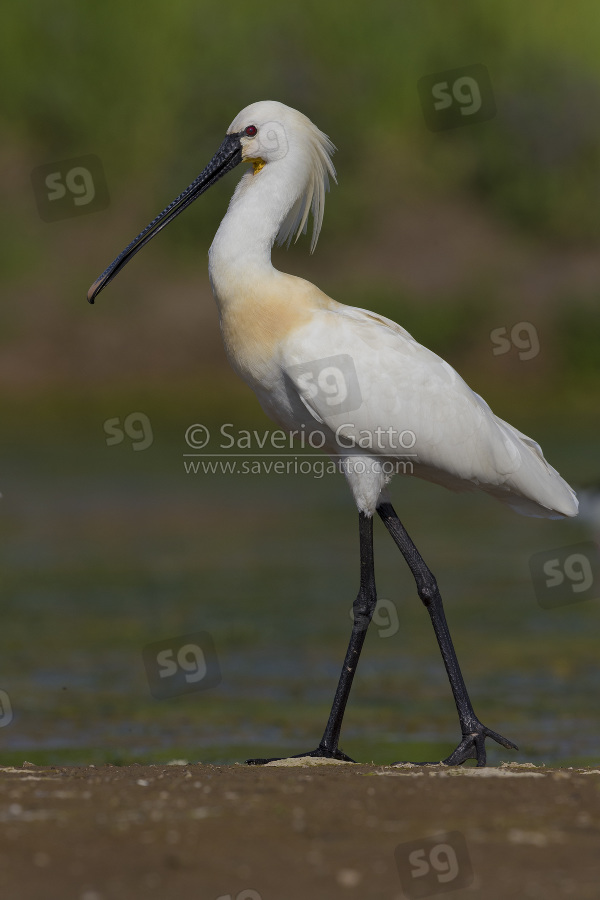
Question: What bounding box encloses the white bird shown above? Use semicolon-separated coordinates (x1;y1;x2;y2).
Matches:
88;100;578;767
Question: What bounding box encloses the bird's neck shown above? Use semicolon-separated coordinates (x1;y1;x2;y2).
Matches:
208;165;297;309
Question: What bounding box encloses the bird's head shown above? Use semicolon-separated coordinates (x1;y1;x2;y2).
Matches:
87;101;335;304
226;100;337;254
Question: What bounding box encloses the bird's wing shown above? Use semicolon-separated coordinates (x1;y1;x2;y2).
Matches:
279;303;578;518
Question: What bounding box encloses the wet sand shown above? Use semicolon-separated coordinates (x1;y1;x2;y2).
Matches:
1;759;598;900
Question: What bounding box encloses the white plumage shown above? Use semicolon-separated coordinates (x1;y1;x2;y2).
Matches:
209;100;578;521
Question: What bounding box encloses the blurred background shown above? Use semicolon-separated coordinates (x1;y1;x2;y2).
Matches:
0;0;598;766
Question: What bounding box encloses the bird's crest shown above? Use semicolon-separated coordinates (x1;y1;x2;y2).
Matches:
275;114;337;253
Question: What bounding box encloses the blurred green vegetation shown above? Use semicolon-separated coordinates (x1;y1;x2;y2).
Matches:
1;0;600;244
1;0;599;408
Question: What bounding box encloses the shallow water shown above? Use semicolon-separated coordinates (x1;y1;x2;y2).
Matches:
1;399;598;766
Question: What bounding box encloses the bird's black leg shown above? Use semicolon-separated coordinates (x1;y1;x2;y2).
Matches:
246;511;377;765
377;501;518;767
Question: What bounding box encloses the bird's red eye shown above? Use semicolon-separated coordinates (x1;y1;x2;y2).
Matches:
245;125;257;137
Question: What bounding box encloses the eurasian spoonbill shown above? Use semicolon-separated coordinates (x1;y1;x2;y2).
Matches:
88;101;578;766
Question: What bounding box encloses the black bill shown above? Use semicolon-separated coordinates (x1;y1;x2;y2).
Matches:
87;131;244;304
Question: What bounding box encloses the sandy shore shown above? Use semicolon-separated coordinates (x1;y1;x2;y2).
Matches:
0;759;599;899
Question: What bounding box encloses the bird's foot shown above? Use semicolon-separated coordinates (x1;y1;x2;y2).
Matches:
394;722;518;768
442;723;518;767
246;745;355;766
